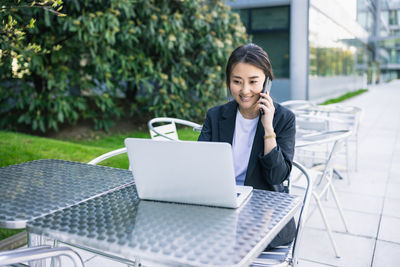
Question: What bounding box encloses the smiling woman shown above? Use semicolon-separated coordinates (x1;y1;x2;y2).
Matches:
229;63;266;118
197;43;297;250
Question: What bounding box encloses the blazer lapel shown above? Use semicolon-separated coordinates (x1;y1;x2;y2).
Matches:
219;101;237;145
244;117;264;185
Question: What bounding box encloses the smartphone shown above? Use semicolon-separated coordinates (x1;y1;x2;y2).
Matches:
260;77;272;115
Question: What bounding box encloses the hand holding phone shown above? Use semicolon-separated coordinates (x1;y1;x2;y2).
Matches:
259;77;272;115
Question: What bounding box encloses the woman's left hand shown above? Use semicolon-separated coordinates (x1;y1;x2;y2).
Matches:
258;92;275;134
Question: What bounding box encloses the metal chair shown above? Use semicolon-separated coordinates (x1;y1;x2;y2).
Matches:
88;117;202;167
280;100;315;111
147;117;202;141
88;147;127;166
294;115;336;172
319;105;363;172
0;245;84;267
251;161;313;267
295;104;363;173
294;130;352;258
295;110;361;183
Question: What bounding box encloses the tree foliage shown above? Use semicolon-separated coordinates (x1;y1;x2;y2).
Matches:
0;0;249;132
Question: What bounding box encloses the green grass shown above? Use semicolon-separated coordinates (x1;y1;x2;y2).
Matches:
0;128;200;241
69;128;200;148
0;131;129;169
320;89;368;105
0;229;24;240
0;130;200;169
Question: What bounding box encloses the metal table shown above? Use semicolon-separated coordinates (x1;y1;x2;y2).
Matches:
295;104;362;116
27;184;301;267
296;129;351;148
0;159;134;229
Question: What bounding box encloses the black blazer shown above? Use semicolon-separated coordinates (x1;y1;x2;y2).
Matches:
198;100;297;248
198;100;296;192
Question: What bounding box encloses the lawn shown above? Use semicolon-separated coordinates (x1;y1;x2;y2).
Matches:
0;129;200;169
320;89;368;105
0;128;200;241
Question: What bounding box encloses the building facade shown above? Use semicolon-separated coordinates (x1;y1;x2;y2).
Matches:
227;0;369;102
358;0;400;82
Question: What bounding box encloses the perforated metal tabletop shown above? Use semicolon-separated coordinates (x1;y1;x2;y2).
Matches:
27;184;301;267
0;159;134;229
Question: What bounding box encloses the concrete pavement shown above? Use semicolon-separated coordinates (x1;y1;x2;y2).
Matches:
297;79;400;266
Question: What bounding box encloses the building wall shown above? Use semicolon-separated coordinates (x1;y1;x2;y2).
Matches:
357;0;400;82
378;1;400;81
228;0;369;102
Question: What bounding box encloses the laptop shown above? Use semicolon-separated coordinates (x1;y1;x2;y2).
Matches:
124;138;253;208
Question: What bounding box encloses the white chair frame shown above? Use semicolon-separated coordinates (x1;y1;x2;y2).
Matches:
295;130;352;258
280;100;316;111
88;147;127;166
251;161;313;267
88;117;202;167
148;117;202;141
0;245;84;267
295;104;362;174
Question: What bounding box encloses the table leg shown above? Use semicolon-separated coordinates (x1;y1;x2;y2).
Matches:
133;258;141;267
27;233;46;267
50;240;61;267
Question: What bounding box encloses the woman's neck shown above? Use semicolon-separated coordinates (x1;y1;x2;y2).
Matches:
238;107;259;120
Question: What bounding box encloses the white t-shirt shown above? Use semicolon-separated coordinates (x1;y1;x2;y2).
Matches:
232;110;259;185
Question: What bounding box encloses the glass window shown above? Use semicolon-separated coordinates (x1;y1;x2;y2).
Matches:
390;29;400;36
389;9;398;25
357;3;375;32
235;6;290;78
309;7;363;77
251;6;289;31
252;32;290;78
381;11;389;26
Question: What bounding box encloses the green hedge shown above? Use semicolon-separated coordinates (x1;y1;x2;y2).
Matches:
0;0;249;132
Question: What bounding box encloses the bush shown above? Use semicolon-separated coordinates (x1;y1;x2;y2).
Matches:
0;0;249;132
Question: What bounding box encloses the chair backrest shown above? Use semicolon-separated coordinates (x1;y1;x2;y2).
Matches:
148;117;202;141
149;121;179;141
290;161;313;266
296;104;362;137
296;115;329;134
0;245;84;267
295;128;351;174
318;136;347;181
88;147;131;170
88;147;127;166
280;100;315;111
88;117;202;167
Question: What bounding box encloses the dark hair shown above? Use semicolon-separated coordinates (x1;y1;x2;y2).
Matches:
225;43;274;89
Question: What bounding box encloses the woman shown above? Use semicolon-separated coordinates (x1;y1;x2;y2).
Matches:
198;43;296;248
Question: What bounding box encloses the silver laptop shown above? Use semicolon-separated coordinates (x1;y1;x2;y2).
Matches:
124;138;253;208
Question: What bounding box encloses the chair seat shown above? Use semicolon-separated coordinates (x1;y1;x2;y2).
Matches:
291;167;319;188
251;244;293;267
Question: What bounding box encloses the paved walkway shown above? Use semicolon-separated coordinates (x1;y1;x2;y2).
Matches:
298;80;400;267
22;80;400;267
